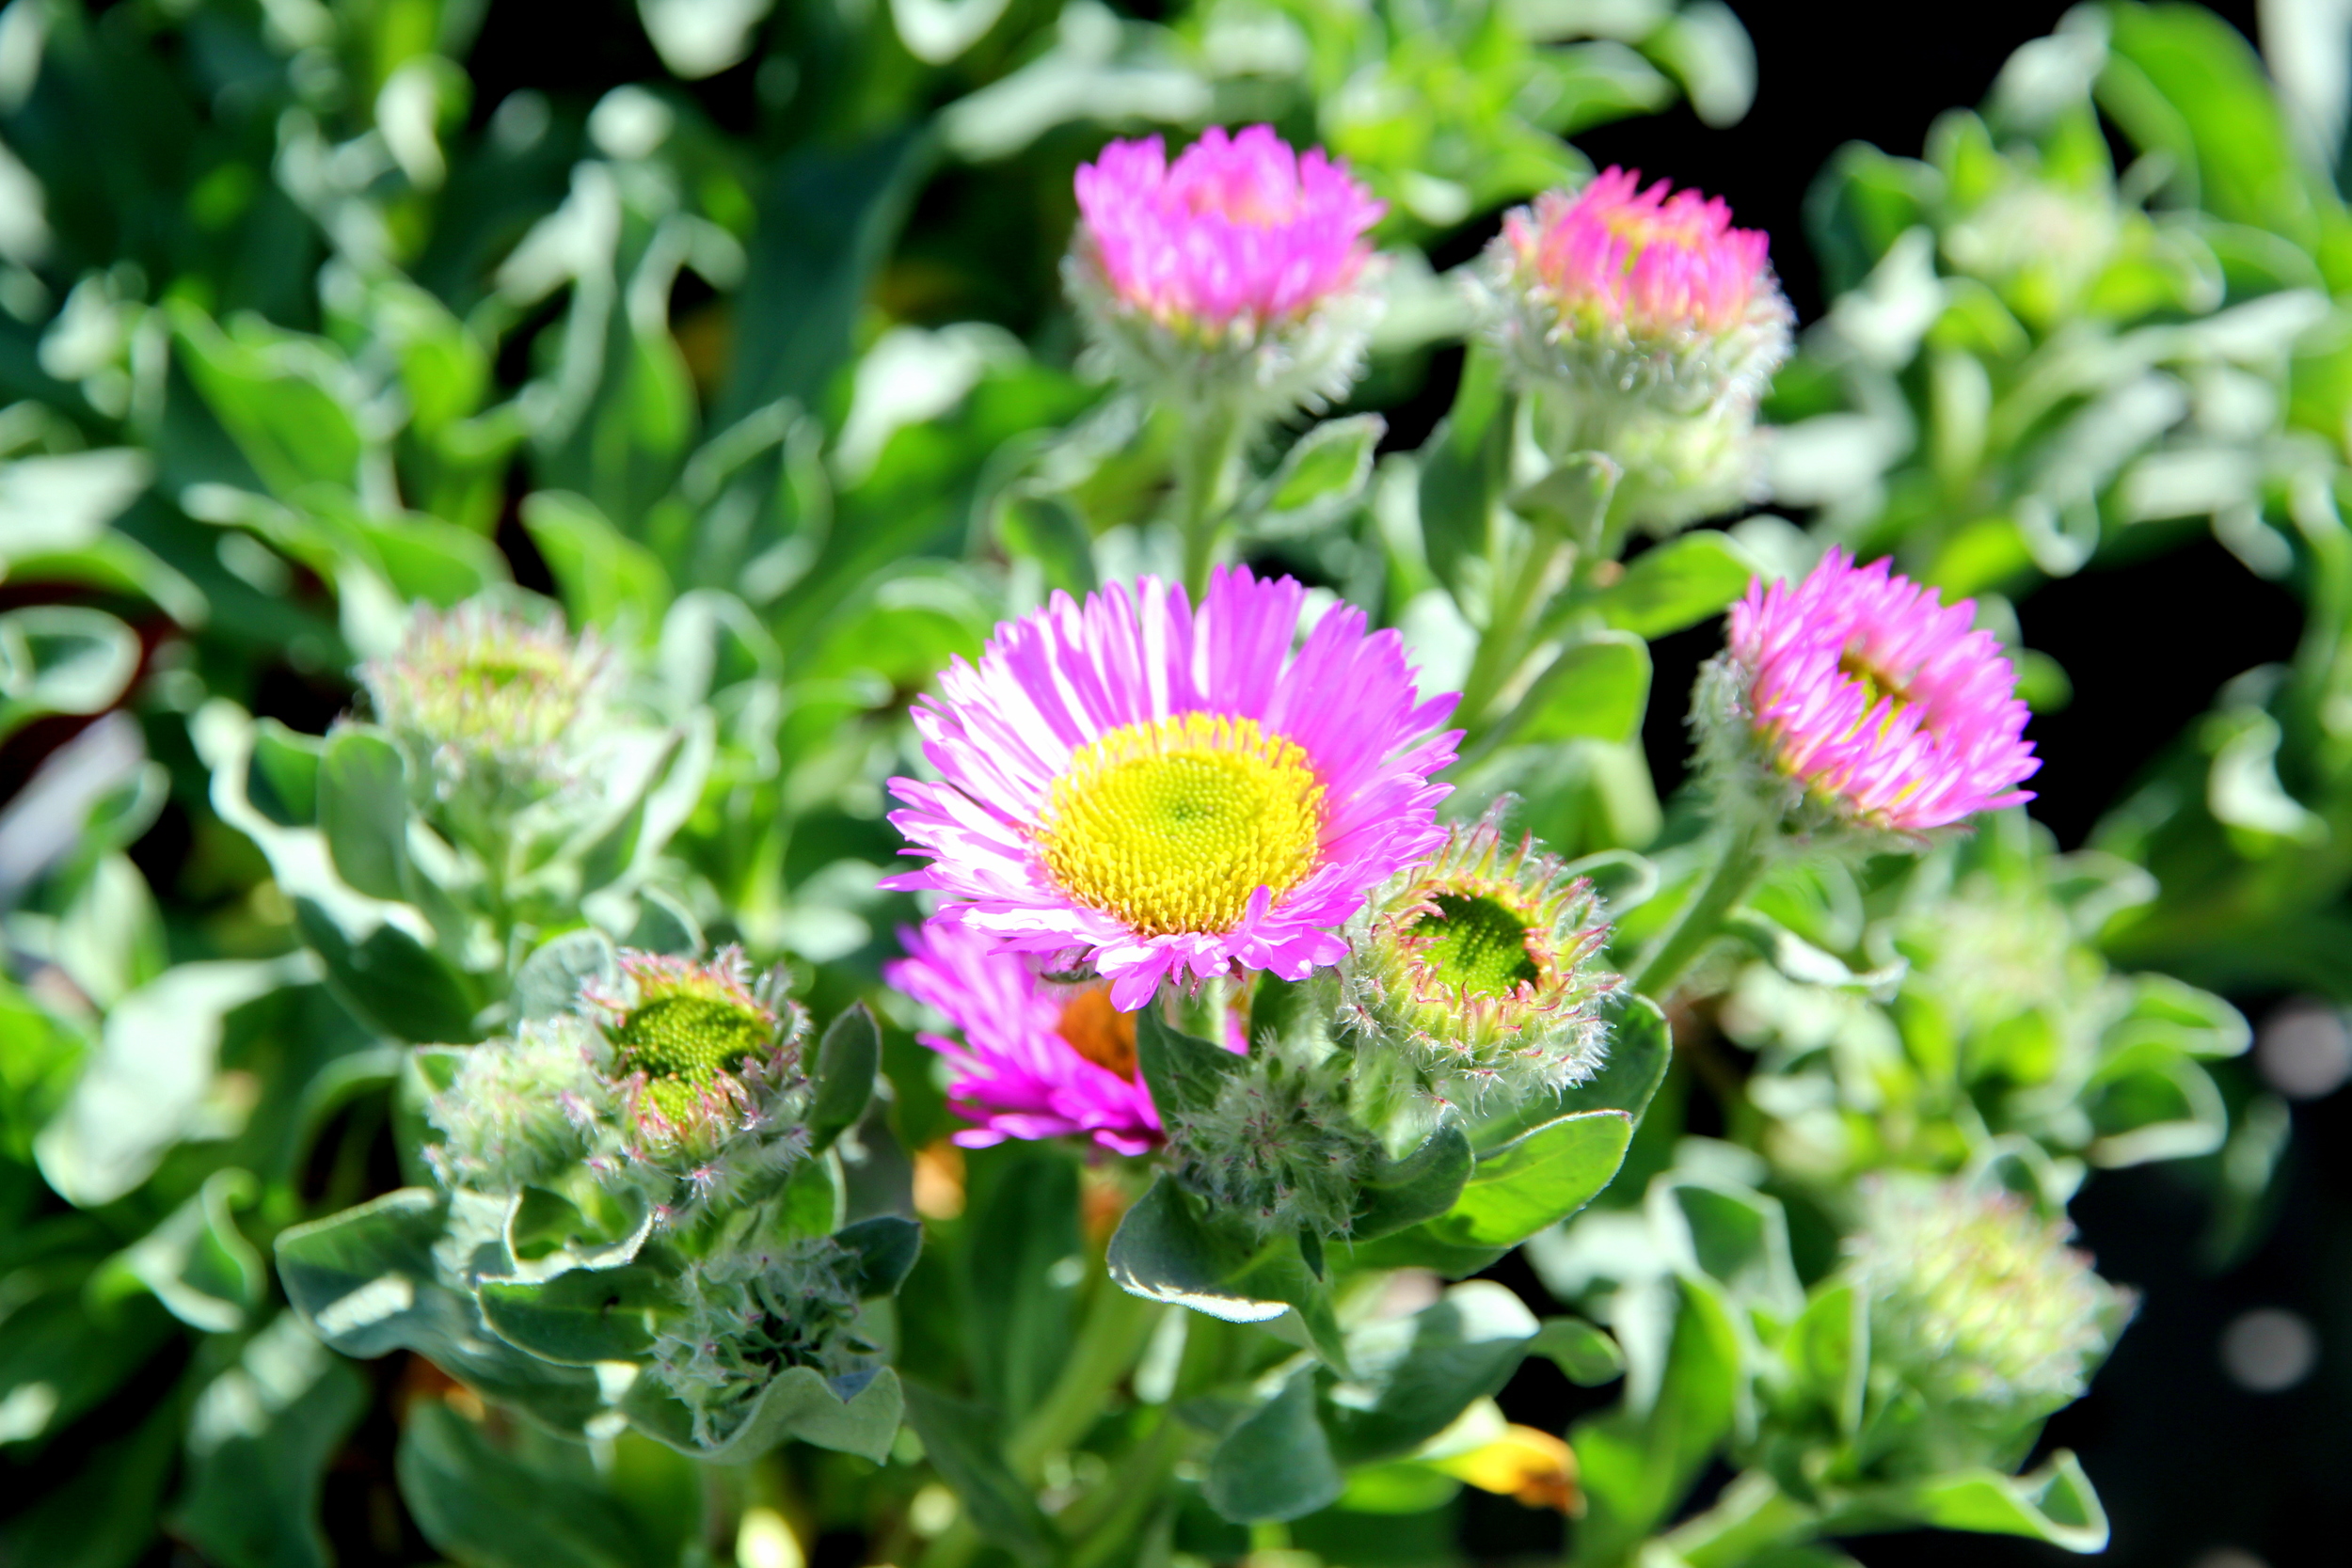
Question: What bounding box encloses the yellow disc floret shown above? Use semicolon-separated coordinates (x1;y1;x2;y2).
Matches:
1039;713;1325;937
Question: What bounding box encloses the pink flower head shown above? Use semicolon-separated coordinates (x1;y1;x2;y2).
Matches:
885;922;1166;1155
884;567;1459;1011
1505;167;1772;339
1073;125;1385;335
1728;548;2039;833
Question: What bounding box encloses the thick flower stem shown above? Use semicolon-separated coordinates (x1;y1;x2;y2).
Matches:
1007;1277;1162;1483
1630;816;1770;1001
1455;515;1570;736
1178;404;1249;599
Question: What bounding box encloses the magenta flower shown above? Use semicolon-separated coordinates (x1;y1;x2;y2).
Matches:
884;568;1459;1011
885;922;1164;1155
1073;125;1384;337
1502;166;1773;339
1724;548;2039;833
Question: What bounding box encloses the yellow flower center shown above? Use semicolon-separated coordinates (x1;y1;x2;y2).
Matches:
1038;713;1326;938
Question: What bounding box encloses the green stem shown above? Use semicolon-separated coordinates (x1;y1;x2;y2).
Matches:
1062;1412;1184;1568
1652;1470;1817;1568
1630;816;1770;1000
1178;404;1248;599
1454;514;1568;734
1007;1276;1161;1483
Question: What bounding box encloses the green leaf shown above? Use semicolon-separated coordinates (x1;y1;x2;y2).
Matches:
1650;1178;1804;1319
1864;1450;2108;1553
0;1394;181;1568
1570;1275;1742;1558
808;1003;881;1154
1106;1175;1286;1325
1425;1109;1634;1248
1350;1126;1473;1241
294;898;480;1044
1509;452;1621;552
1466;994;1672;1154
478;1266;671;1366
1322;1281;1540;1465
276;1189;607;1433
0;606;143;742
969;1148;1082;1419
1496;632;1651;748
1589;531;1756;639
1418;346;1513;597
1530;1316;1624;1386
621;1363;904;1464
316;727;410;902
1134;1008;1245;1121
1786;1281;1866;1437
521;490;674;634
776;1150;847;1242
994;491;1097;599
901;1383;1055;1564
504;1176;654;1277
99;1167;265;1334
513;929;618;1022
1253;415;1385;531
835;1215;923;1298
397;1401;654;1568
169;302;365;500
1205;1367;1344;1524
246;720;322;828
171;1312;368;1568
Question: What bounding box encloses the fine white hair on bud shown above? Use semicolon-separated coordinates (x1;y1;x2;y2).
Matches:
651;1235;875;1449
423;1015;613;1195
1845;1177;2134;1430
1161;1040;1381;1242
1341;800;1620;1103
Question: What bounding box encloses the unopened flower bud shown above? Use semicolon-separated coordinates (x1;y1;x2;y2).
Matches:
655;1234;874;1448
1482;168;1792;531
1162;1042;1380;1241
1067;125;1388;415
1846;1178;2131;1428
424;1016;612;1194
1342;804;1620;1101
582;947;812;1224
361;596;615;805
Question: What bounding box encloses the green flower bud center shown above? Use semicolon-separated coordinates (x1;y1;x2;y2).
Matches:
614;996;770;1113
1411;894;1541;996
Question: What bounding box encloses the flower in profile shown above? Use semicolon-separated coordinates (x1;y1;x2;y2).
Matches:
423;1016;612;1195
1342;803;1619;1100
1697;547;2038;837
885;568;1458;1011
1846;1178;2132;1430
1483;168;1792;530
581;946;812;1219
1067;125;1387;410
1163;1038;1379;1241
360;596;613;801
884;921;1163;1155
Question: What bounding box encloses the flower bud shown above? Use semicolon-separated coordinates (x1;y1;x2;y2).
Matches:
1692;547;2039;844
1846;1178;2131;1432
1481;168;1792;531
423;1015;612;1195
654;1234;874;1447
1066;125;1387;415
360;596;615;806
582;947;812;1224
1161;1039;1380;1242
1342;804;1620;1101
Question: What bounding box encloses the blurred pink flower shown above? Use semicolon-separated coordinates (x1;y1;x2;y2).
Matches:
1729;548;2039;832
1073;124;1384;337
1503;166;1773;338
885;921;1162;1155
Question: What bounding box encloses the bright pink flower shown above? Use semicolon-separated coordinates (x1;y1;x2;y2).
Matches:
1504;166;1772;338
1073;125;1385;335
884;568;1458;1011
885;922;1163;1155
1729;548;2039;832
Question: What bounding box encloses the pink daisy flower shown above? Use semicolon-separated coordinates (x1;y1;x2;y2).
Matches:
884;568;1459;1011
884;922;1164;1155
1724;548;2039;833
1502;166;1774;340
1073;125;1385;337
